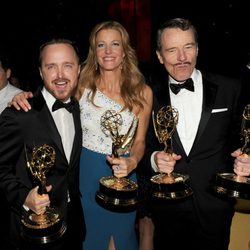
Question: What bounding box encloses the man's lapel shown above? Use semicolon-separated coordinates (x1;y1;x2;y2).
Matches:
189;77;218;155
69;99;81;164
154;78;185;155
34;91;65;159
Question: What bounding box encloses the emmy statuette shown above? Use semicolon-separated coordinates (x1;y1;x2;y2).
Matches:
151;106;193;199
215;104;250;199
95;110;138;209
21;144;66;244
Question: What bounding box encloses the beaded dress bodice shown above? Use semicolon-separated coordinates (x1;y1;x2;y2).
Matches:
79;89;138;155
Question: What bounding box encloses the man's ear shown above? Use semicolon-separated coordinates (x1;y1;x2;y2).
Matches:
39;68;43;80
156;51;164;64
6;68;11;79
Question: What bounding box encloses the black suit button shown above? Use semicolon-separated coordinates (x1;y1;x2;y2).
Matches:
186;158;191;163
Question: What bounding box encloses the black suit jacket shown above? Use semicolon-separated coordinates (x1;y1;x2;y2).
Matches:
0;89;85;247
140;70;243;234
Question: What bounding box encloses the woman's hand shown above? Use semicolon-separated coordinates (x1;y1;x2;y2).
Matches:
8;91;33;112
106;155;137;178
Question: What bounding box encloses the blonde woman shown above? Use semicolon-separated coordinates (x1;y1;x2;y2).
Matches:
77;21;152;250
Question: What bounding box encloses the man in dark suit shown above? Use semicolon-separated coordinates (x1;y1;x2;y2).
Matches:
140;18;250;250
0;51;22;250
0;39;85;250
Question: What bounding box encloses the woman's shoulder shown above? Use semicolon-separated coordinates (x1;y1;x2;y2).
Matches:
142;83;153;105
76;87;91;102
132;83;153;116
141;82;152;96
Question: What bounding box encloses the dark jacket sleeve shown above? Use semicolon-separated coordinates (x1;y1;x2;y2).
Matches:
0;108;31;215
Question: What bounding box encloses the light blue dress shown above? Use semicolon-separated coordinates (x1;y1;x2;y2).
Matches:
79;89;138;250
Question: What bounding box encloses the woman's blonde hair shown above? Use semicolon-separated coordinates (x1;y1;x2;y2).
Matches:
77;20;146;111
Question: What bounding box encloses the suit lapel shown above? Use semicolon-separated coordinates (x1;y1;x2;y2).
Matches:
34;91;66;159
189;76;218;155
69;100;81;164
154;78;186;155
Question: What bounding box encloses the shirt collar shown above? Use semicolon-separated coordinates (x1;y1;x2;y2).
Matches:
41;87;56;112
41;87;71;112
168;68;200;84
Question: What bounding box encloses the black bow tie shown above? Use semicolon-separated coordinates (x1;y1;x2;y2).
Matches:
52;98;76;113
170;78;194;95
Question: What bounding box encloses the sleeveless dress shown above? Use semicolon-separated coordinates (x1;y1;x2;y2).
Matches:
79;89;138;250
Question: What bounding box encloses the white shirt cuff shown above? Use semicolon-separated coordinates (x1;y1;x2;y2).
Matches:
23;204;29;211
151;151;159;172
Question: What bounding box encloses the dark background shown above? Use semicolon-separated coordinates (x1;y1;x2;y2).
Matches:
0;0;249;90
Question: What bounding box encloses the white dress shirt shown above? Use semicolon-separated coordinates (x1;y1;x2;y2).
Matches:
169;69;203;155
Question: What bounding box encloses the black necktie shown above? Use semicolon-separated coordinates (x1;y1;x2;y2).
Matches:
52;98;76;113
170;78;194;95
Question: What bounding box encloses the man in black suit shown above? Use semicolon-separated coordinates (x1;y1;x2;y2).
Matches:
140;18;250;250
0;39;85;250
0;51;22;250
